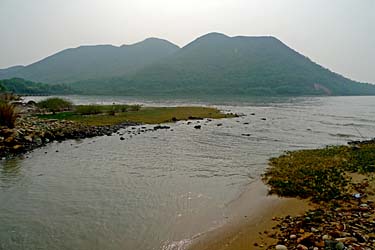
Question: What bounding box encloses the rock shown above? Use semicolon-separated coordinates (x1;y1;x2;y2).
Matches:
322;235;330;240
335;242;345;250
5;136;14;143
275;245;288;250
13;145;22;150
261;118;267;120
188;116;203;120
297;232;313;243
297;244;308;250
120;137;125;141
194;125;201;129
315;240;325;247
154;125;170;130
24;135;33;142
290;234;297;239
325;240;339;249
217;123;223;126
34;137;42;146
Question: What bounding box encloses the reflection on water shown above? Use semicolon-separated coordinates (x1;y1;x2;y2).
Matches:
0;158;23;188
0;96;375;250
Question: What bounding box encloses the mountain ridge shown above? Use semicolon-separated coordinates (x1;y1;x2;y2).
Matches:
1;32;374;96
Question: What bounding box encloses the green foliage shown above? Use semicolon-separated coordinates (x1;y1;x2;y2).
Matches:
0;102;18;128
2;33;374;97
74;104;139;115
75;105;102;115
0;39;179;84
264;143;375;202
0;84;5;92
70;34;375;96
0;78;74;95
37;98;73;113
37;106;235;126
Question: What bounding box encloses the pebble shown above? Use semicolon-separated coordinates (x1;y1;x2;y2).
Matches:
275;245;287;250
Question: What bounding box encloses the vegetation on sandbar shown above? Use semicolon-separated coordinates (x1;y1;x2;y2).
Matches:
262;142;375;250
37;104;235;126
264;142;375;202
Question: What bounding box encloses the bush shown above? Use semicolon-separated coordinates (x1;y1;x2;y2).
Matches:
37;98;73;113
128;104;141;112
75;105;102;115
0;102;18;128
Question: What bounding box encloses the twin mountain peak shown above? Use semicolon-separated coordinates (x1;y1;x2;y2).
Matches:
1;32;374;96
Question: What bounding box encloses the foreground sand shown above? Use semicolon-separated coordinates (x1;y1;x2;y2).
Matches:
188;180;312;250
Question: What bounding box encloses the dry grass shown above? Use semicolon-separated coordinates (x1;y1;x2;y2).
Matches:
37;106;235;126
0;102;18;128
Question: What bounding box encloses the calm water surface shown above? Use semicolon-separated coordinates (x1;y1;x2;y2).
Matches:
1;96;374;250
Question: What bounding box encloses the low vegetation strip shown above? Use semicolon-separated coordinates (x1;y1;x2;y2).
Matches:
264;143;375;202
262;141;375;250
37;106;236;126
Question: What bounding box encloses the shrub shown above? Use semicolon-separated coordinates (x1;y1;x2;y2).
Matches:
75;105;102;115
0;102;18;128
37;98;73;113
128;104;141;112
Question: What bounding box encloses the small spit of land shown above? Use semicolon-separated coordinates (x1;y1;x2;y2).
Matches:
0;96;235;158
191;140;374;250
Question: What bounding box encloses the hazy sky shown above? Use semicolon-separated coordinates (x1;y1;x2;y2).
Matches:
1;0;374;83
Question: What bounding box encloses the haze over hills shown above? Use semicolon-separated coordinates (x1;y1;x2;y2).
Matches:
0;38;179;84
1;32;374;96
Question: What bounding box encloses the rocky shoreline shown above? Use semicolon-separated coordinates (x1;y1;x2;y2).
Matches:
0;116;138;159
269;197;374;250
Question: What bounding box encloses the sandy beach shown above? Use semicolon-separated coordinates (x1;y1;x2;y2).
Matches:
188;180;312;250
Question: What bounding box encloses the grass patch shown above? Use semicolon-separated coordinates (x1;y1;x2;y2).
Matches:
37;106;235;126
264;143;375;202
37;98;73;113
74;104;141;115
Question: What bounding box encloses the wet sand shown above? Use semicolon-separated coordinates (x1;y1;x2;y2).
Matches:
188;180;313;250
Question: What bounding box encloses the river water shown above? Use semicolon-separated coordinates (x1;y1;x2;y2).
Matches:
0;96;374;250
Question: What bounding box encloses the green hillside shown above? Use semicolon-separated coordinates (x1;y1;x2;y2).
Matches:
0;78;74;95
1;33;374;97
0;38;179;84
71;33;375;96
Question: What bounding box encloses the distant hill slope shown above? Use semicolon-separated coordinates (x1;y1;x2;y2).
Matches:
73;33;375;96
0;38;179;84
0;78;74;95
1;33;374;96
